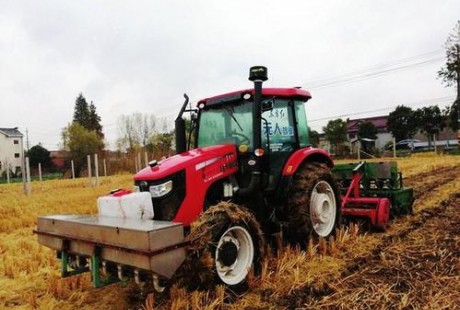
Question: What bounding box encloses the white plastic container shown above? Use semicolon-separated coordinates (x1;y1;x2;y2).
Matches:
97;192;154;220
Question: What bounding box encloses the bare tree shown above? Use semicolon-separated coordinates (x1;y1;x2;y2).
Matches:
438;20;460;131
116;113;158;152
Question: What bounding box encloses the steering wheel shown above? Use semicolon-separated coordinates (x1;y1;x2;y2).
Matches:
231;132;251;145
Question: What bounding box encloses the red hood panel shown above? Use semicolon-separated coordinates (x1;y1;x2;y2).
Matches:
133;144;237;181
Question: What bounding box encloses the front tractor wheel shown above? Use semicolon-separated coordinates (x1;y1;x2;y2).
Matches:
286;162;341;242
215;225;255;285
178;202;265;290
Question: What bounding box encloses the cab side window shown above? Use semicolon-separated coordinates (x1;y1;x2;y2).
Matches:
262;99;296;188
261;100;296;152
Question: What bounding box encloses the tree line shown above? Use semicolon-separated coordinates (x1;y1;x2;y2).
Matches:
315;21;460;155
315;103;456;156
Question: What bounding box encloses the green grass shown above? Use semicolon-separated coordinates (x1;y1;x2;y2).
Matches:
0;173;63;184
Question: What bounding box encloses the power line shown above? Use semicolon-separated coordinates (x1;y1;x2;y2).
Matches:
309;95;455;123
299;50;445;91
308;57;444;90
303;50;443;86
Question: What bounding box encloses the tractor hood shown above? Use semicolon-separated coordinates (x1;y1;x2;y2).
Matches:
133;144;237;181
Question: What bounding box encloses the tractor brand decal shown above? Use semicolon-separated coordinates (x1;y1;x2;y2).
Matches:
196;152;236;171
223;152;235;160
221;152;237;172
204;171;224;182
200;152;237;183
220;161;237;172
195;157;220;171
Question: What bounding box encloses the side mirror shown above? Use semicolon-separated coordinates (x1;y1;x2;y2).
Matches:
261;98;274;112
191;111;198;120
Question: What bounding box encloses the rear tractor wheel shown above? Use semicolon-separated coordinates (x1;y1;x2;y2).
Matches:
286;162;341;243
178;202;265;290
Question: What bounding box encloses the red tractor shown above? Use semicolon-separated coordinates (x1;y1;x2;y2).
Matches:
35;67;412;290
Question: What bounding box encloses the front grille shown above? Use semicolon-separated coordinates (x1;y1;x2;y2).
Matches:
135;170;186;221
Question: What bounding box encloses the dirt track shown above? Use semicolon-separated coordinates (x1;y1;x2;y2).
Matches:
406;165;460;199
300;193;460;309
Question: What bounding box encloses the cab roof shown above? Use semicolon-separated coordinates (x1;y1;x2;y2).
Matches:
197;88;311;106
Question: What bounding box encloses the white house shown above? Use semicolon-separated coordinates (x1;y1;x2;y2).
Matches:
347;116;393;150
0;127;24;175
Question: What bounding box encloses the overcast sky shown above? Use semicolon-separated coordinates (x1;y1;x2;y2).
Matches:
0;0;458;150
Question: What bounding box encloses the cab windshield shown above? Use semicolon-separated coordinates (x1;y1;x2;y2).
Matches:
197;101;254;150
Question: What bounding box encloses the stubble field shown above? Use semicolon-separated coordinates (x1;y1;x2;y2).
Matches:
0;153;459;310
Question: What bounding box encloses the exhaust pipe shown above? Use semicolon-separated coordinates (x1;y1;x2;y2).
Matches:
249;66;268;151
238;66;268;197
175;94;189;154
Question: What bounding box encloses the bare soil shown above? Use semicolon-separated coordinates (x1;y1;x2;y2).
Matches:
261;166;460;309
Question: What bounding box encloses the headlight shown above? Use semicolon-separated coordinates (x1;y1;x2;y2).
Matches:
149;180;173;198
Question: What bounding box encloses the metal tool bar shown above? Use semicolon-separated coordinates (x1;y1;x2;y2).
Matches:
34;230;190;257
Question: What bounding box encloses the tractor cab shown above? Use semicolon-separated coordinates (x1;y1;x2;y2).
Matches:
194;87;312;190
174;66;314;193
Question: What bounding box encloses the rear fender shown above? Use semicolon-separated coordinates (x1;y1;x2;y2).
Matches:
276;147;333;199
282;147;333;176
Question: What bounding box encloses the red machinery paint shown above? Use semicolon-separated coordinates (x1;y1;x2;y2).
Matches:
340;162;391;230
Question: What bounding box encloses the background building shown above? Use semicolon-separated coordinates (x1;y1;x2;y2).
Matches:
347;116;392;151
0;127;24;175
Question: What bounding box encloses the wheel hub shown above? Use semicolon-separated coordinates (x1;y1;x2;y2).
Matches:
312;193;332;224
214;226;255;285
218;241;238;266
310;181;337;237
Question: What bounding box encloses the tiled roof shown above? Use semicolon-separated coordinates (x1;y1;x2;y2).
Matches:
0;127;23;137
347;116;388;133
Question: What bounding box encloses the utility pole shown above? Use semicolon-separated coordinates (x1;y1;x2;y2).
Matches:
357;140;361;160
87;155;93;186
21;134;26;194
392;137;396;158
94;154;99;186
457;46;460;146
456;44;460;103
26;157;31;196
38;163;42;181
26;128;30;152
71;160;75;179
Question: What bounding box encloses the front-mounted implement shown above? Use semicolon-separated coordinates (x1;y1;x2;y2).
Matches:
333;161;414;230
34;214;187;290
